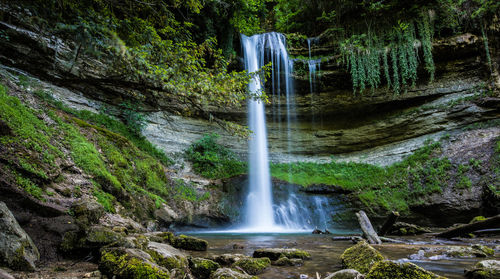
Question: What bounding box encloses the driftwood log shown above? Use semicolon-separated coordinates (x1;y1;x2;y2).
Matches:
356;210;382;244
378;211;400;236
436;214;500;238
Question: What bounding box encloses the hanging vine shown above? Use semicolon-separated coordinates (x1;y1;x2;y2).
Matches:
340;11;436;94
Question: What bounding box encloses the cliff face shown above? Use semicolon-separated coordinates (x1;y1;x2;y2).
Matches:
0;7;498;165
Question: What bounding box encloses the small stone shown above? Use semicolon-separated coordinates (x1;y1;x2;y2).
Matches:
172;234;208;251
233;243;245;249
253;248;311;261
324;269;364;279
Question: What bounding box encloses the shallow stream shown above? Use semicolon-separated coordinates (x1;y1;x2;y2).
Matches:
187;233;499;279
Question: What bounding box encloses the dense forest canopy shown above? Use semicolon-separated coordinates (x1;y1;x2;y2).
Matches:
3;0;499;132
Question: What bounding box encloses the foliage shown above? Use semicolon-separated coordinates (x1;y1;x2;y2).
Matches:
119;102;147;136
20;0;252;135
185;133;246;179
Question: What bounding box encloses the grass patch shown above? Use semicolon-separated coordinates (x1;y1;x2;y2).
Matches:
271;140;457;213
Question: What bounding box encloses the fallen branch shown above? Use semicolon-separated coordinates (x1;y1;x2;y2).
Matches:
436;214;500;238
356;210;382;244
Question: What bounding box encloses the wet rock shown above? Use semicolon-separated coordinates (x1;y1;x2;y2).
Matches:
465;260;500;279
172;234;208;251
84;225;124;248
340;241;384;274
0;268;14;279
388;222;431;236
253;248;311;261
189;257;220;279
428;245;494;258
0;202;40;271
154;204;179;226
83;270;101;278
365;261;445;279
99;247;170;279
146;241;189;274
213;254;249;266
71;199;105;230
325;269;365;279
233;243;245;249
210;268;256;279
232;257;271;275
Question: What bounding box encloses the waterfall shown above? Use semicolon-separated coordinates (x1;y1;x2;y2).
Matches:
241;32;301;232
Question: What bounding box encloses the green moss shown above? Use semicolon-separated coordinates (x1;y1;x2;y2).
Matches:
147;250;186;271
189;257;220;279
172;235;208;251
366;261;445;279
470;216;487;223
253;248;311;261
15;172;45;201
100;249;170;279
232;258;270;275
340;241;385;274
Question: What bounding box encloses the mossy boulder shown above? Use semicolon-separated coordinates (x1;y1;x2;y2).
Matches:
272;257;303;267
99;247;171;279
172;235;208;251
189;257;220;279
324;269;364;279
213;254;249;266
340;241;384;274
465;260;500;279
146;241;189;275
84;226;124;248
0;202;40;271
71;199;105;229
209;268;257;279
232;257;270;275
252;248;310;261
366;261;445;279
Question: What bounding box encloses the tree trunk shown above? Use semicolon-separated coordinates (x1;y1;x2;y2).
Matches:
356;210;382;244
436;214;500;238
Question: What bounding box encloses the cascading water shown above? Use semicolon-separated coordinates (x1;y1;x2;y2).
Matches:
241;34;276;231
240;32;328;232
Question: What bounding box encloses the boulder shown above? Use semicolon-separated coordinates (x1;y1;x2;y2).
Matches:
84;225;124;248
325;269;365;279
340;241;384;274
388;222;431;236
232;257;271;275
213;254;249;266
172;235;208;251
189;257;220;279
253;248;311;261
210;268;257;279
146;241;189;274
154;204;179;226
71;199;105;229
365;261;445;279
99;247;170;279
0;202;40;271
465;260;500;279
273;256;303;266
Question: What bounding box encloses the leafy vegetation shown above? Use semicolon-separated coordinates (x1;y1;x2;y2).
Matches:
271;140;482;213
185;133;246;179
